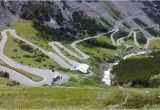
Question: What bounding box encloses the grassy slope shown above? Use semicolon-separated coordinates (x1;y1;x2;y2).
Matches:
8;20;53;51
0;34;42;82
55;35;112;63
77;35;124;59
5;21;60;69
0;77;14;86
4;33;58;69
123;39;141;52
0;86;159;109
55;45;80;62
6;21;125;73
96;35;112;44
78;44;123;58
112;51;160;86
56;35;115;62
2;20;160;108
0;20;160;109
125;39;135;46
75;35;126;79
3;20;101;86
4;20;102;86
0;59;43;82
148;39;160;48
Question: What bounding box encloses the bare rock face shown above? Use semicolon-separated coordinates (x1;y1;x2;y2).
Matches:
53;1;157;28
0;1;19;28
3;1;24;15
136;1;160;24
0;0;159;37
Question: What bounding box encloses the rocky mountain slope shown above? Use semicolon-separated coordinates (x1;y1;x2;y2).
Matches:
0;0;159;39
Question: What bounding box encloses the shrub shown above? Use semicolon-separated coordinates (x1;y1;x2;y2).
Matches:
19;44;33;52
113;29;129;40
12;81;20;86
35;58;42;62
13;49;18;52
0;71;9;78
81;38;117;50
137;32;147;44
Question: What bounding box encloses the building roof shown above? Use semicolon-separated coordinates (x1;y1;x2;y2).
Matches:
76;63;89;73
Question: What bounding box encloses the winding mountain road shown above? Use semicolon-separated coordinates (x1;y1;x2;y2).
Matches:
133;32;141;48
110;29;119;46
49;34;106;62
0;29;104;85
117;31;133;46
0;65;47;86
0;19;155;86
49;41;87;60
70;33;106;59
0;29;70;86
49;42;80;66
49;33;105;73
7;29;75;70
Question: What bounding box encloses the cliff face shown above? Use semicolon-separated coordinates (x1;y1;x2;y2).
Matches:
0;1;18;28
49;1;156;30
0;1;159;38
136;1;160;24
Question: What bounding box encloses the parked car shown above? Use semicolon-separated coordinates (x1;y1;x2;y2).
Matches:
51;76;61;84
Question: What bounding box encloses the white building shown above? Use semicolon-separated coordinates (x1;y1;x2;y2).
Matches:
76;63;89;73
